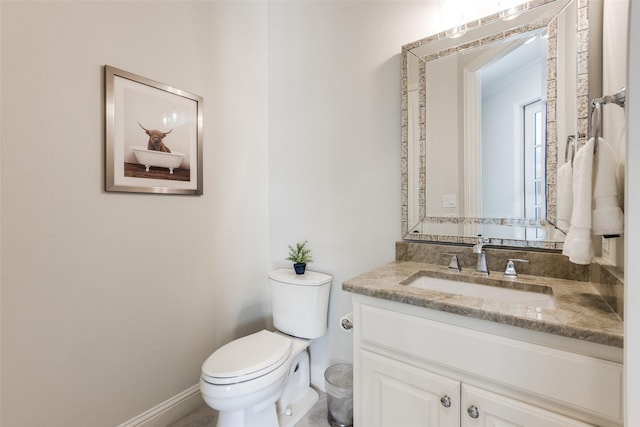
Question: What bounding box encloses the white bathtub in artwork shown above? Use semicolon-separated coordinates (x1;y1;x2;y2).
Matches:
131;146;184;174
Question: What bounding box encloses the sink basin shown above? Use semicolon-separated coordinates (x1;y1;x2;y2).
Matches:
405;275;557;310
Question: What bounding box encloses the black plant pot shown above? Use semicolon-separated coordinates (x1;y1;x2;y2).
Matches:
293;263;307;275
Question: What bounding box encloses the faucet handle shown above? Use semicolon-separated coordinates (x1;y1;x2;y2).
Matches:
442;253;461;272
473;235;490;253
504;258;529;279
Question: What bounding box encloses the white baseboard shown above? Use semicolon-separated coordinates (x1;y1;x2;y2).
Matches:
116;384;204;427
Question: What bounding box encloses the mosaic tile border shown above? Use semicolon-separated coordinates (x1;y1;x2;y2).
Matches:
405;218;564;250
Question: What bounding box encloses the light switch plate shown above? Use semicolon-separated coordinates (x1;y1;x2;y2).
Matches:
443;194;457;208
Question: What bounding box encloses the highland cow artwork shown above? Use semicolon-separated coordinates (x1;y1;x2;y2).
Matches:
138;122;173;153
105;65;203;195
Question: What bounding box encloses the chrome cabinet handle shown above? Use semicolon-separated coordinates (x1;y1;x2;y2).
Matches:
440;395;452;408
467;405;480;419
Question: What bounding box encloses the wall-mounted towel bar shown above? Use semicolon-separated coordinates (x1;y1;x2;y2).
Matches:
590;87;626;154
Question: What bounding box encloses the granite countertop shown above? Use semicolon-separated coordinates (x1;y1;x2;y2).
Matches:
342;260;623;348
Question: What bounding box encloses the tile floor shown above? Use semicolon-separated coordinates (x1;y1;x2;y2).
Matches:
169;392;332;427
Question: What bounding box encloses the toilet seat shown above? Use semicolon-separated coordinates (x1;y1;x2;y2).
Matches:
202;330;292;385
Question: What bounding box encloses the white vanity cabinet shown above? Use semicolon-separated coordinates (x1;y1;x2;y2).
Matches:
352;295;623;427
360;349;460;426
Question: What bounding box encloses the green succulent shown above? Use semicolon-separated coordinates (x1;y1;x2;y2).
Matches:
286;240;313;264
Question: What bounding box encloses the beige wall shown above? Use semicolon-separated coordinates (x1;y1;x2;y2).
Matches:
1;2;270;425
626;2;640;424
266;0;442;388
610;4;640;426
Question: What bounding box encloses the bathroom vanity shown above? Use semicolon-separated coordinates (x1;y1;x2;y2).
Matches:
343;258;623;427
364;0;626;423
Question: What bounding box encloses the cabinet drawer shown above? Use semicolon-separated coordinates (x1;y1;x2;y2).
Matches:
461;384;596;427
359;303;623;422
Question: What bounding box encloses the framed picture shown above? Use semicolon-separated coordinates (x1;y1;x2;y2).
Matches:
105;65;203;195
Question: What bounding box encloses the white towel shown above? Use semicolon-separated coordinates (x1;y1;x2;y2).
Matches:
562;138;595;264
592;138;624;236
562;137;624;265
555;160;573;233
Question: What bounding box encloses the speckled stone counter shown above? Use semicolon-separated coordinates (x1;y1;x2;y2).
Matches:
342;261;623;348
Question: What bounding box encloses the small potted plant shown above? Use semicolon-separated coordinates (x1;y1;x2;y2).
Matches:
286;240;313;274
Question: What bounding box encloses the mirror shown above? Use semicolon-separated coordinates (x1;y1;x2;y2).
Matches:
402;0;588;249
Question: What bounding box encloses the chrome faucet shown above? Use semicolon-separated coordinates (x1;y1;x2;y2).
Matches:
473;235;490;276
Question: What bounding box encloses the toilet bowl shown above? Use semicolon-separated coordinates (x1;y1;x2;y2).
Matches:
201;330;318;427
200;269;332;427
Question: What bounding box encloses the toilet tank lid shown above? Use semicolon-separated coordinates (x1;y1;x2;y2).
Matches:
269;268;332;286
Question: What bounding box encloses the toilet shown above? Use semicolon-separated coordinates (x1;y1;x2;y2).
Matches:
200;268;332;427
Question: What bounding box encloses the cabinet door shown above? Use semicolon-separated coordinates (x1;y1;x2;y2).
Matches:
359;349;460;427
461;384;596;427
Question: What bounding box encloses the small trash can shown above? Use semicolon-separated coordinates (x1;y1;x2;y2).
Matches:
324;363;353;427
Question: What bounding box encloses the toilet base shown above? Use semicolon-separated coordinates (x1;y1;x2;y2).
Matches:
277;387;319;427
276;343;317;427
216;403;279;427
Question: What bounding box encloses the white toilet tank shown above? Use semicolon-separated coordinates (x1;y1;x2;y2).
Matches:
269;268;332;339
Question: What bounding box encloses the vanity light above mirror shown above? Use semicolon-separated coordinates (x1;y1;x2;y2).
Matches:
401;0;588;249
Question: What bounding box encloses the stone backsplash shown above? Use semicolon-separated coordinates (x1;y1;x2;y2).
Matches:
591;262;624;319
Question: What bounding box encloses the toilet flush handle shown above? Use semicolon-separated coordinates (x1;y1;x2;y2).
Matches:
341;318;353;331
